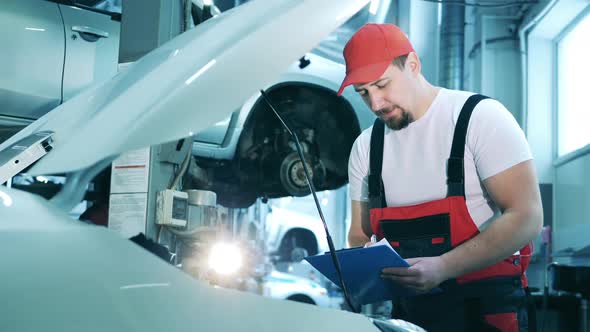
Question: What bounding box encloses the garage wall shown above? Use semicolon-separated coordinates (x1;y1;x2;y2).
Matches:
522;0;590;253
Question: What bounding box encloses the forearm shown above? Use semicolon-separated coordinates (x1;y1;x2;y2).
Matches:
441;207;543;279
347;232;370;248
348;200;371;248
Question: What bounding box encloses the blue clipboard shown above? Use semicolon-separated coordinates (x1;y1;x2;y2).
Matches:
304;245;421;305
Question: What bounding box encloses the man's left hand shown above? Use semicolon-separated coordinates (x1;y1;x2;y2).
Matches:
381;256;451;292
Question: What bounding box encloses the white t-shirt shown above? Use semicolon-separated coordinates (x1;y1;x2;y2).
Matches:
348;88;532;230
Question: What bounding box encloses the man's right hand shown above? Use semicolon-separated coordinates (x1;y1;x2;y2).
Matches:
363;234;377;247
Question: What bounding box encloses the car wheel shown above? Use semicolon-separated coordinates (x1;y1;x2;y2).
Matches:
278;229;318;262
290;247;308;263
286;294;316;305
279;151;326;196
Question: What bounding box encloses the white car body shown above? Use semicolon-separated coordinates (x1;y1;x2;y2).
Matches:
263;270;330;307
0;0;427;331
1;185;382;331
0;0;120;121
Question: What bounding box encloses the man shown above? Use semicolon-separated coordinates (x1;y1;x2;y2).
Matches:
340;24;543;331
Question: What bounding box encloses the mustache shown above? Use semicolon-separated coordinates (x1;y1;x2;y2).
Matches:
376;106;400;116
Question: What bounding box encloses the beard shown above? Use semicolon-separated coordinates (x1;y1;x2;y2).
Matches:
380;107;413;130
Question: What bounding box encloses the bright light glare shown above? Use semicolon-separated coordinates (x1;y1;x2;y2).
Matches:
208;243;242;275
0;190;13;207
203;0;213;6
369;0;380;15
321;198;328;206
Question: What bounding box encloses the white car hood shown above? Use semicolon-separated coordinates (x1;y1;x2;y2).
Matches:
0;0;368;175
0;185;386;332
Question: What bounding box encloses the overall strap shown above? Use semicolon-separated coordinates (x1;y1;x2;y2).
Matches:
368;118;386;209
447;94;489;198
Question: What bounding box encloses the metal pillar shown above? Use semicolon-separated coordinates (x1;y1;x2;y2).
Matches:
439;2;465;90
118;0;183;63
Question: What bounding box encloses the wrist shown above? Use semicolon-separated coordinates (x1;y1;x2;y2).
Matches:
439;252;461;280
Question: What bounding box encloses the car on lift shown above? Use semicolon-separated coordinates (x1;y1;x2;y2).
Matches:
188;52;371;208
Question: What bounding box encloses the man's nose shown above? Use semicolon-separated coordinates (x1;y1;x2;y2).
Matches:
368;92;385;112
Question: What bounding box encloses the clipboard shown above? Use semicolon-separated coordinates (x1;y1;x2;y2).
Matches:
304;242;423;305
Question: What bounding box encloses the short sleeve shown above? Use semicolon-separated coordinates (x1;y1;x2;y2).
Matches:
468;99;533;180
348;130;371;202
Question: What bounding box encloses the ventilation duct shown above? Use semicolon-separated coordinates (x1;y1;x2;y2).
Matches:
439;3;465;90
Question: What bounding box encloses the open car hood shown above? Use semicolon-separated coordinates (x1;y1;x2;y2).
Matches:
0;185;392;332
0;0;369;176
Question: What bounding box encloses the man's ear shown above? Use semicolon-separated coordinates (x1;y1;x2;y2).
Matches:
406;52;421;76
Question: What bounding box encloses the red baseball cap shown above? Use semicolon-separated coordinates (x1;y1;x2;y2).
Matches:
337;24;415;96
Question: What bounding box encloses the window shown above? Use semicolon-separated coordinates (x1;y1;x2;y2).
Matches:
557;11;590;156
